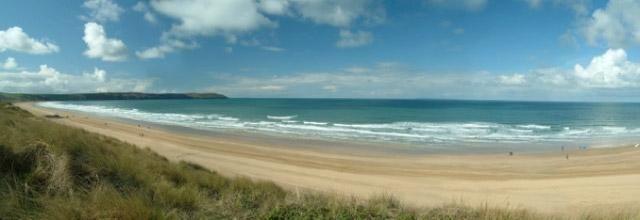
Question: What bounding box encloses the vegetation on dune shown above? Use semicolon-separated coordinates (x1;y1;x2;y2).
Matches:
0;92;227;102
0;101;638;219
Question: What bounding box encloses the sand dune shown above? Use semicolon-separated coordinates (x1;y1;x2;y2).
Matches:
17;102;640;214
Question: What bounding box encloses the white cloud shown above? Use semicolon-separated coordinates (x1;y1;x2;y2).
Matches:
82;0;124;23
583;0;640;48
533;68;570;86
0;65;152;93
557;0;590;15
574;48;640;88
427;0;488;11
136;39;196;59
138;0;276;59
499;74;527;85
289;0;385;27
0;27;59;54
151;0;275;38
259;0;290;15
84;67;106;82
322;85;338;92
133;1;158;24
498;49;640;89
260;0;385;27
206;62;490;98
2;57;17;69
205;49;640;101
344;66;369;73
261;46;285;52
337;30;373;48
521;0;590;15
258;85;286;91
140;0;384;58
83;22;128;62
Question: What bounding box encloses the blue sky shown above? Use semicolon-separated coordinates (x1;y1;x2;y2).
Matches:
1;0;640;101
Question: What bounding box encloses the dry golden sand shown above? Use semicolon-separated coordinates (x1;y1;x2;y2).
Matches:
17;102;640;215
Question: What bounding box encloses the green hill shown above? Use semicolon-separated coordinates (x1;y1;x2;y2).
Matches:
0;92;227;102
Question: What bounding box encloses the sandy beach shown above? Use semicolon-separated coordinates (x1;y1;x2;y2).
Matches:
17;102;640;215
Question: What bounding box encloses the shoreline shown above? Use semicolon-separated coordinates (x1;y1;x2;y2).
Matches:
34;101;640;155
17;102;640;214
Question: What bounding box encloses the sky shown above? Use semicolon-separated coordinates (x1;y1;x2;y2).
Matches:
1;0;640;101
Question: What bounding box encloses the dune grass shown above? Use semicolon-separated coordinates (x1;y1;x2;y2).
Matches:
0;102;638;219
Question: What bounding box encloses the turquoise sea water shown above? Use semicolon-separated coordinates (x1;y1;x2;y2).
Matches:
39;99;640;151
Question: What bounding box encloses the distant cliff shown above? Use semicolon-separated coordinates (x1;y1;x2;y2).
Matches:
0;92;227;102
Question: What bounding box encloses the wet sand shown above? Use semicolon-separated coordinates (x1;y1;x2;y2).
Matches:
17;102;640;215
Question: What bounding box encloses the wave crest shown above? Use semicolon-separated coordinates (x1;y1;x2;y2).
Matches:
267;115;297;120
39;102;640;145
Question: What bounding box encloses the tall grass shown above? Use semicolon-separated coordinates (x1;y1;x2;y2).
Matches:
0;102;637;219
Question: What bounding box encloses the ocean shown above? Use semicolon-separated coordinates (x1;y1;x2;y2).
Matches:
38;99;640;152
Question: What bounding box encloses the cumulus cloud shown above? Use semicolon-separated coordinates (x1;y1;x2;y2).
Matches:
0;65;152;93
85;67;106;82
258;0;290;15
133;2;158;24
337;30;373;48
139;0;383;58
0;27;59;54
83;22;128;61
2;57;17;69
583;0;640;48
137;0;275;59
497;48;640;89
426;0;488;11
82;0;124;23
151;0;274;38
205;49;640;101
574;48;640;88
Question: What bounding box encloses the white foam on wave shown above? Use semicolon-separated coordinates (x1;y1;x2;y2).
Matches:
267;115;297;120
218;116;239;121
38;102;640;145
516;124;551;130
303;121;328;125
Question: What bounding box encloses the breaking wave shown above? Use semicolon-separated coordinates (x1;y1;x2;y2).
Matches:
39;102;640;145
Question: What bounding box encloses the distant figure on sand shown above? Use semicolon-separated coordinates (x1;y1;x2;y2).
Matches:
566;154;569;160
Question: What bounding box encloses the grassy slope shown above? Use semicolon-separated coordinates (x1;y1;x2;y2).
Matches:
0;102;636;219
